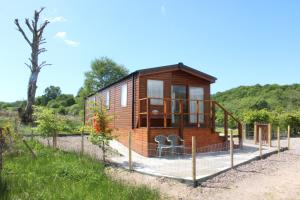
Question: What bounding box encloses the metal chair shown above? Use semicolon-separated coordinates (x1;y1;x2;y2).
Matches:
167;135;184;155
154;135;171;157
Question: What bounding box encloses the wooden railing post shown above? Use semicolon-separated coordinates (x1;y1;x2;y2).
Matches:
138;99;141;128
164;100;167;128
211;101;216;132
259;127;262;159
238;123;243;149
288;125;291;150
192;136;197;187
180;100;184;130
196;100;200;128
224;112;228;140
147;98;150;130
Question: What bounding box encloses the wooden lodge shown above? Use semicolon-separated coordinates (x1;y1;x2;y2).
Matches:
85;63;243;157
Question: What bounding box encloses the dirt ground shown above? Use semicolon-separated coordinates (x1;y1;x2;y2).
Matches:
39;137;300;200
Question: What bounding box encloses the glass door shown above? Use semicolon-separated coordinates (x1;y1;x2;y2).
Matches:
171;85;187;126
189;87;204;125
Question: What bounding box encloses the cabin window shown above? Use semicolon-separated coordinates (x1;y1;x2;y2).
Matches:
106;91;110;109
147;80;163;105
121;83;127;107
189;87;204;124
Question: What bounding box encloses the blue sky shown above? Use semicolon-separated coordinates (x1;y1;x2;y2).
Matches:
1;0;300;102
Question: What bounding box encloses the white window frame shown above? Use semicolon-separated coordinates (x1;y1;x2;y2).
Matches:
106;91;110;110
120;83;127;107
147;80;164;105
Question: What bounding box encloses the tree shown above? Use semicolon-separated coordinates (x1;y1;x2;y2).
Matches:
86;99;114;162
33;106;63;148
36;86;62;106
15;8;51;124
77;57;129;108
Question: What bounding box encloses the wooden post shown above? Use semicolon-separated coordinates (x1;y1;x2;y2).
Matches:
268;123;272;147
192;136;197;187
164;100;167;128
196;100;200;128
230;129;234;168
147;98;150;130
211;101;216;132
242;123;246;142
224;112;228;140
277;127;280;154
288;125;291;150
128;131;133;171
238;123;243;149
259;127;262;159
254;122;257;144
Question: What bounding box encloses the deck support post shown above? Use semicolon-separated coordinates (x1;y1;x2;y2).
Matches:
254;122;257;144
230;129;234;168
259;127;262;159
192;136;197;187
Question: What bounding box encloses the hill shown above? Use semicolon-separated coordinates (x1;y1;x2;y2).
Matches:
212;84;300;118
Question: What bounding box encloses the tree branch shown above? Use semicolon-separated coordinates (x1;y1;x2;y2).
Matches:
25;18;34;33
14;19;32;47
25;63;33;71
38;61;51;69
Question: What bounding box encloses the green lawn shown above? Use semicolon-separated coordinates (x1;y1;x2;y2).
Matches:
0;141;160;200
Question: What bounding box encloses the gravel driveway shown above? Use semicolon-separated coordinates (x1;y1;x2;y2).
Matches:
38;136;300;200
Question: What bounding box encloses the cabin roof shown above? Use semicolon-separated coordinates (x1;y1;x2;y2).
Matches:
86;62;217;98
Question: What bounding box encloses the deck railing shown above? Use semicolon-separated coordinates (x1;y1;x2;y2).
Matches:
137;97;243;144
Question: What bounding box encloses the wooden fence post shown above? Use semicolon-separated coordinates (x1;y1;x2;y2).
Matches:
288;125;291;150
230;129;234;168
259;127;262;159
254;122;257;144
277;127;280;154
268;123;272;147
128;131;133;171
192;136;197;187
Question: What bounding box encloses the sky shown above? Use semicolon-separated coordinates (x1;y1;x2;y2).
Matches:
0;0;300;102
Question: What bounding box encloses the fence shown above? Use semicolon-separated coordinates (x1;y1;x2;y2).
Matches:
120;125;291;187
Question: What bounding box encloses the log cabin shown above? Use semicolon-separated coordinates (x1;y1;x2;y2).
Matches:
85;63;243;157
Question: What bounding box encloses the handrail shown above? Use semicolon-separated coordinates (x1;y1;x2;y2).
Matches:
213;101;241;124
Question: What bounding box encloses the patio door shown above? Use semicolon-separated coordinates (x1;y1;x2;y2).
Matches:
171;85;187;126
189;87;204;125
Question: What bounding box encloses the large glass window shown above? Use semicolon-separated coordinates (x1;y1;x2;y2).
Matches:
147;80;163;105
121;83;127;107
106;91;110;109
189;87;204;124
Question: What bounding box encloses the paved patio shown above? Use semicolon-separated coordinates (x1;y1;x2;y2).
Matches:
109;140;287;181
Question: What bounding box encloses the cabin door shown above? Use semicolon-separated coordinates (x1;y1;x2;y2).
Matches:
189;87;204;126
171;85;187;126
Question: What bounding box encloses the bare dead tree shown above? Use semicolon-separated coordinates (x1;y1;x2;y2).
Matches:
15;8;51;123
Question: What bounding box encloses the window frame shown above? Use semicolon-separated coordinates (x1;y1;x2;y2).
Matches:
120;83;128;107
147;79;164;105
106;90;110;110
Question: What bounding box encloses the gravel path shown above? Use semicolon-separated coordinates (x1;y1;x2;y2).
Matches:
38;136;300;200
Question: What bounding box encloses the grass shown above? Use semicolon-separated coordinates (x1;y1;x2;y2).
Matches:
0;141;160;200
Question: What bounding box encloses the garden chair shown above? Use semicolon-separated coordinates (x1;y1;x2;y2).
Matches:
167;135;184;155
154;135;171;157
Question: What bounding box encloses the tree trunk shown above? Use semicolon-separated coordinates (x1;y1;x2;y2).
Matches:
22;70;39;123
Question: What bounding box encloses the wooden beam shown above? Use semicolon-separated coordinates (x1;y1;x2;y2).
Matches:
164;100;167;128
147;98;150;130
224;112;228;140
196;100;200;128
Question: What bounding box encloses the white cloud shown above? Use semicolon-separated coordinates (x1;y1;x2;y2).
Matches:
64;39;80;47
54;32;66;39
46;16;67;23
160;5;166;15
